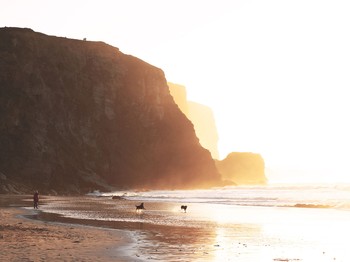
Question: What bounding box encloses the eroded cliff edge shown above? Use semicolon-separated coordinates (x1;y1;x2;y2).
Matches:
168;82;219;159
0;27;222;194
168;83;266;185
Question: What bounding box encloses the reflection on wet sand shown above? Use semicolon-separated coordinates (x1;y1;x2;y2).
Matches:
28;196;264;261
19;195;350;261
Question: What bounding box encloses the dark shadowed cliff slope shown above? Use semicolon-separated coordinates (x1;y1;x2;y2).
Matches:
0;27;221;194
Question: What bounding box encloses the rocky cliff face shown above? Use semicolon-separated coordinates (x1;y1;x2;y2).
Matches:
187;102;220;159
0;27;221;194
168;83;219;159
167;83;189;115
215;152;267;185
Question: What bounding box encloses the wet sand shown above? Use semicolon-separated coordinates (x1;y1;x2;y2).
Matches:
1;195;349;261
0;196;137;262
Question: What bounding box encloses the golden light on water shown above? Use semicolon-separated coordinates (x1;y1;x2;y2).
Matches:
194;203;350;261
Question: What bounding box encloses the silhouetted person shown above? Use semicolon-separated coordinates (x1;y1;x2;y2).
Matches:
33;191;39;209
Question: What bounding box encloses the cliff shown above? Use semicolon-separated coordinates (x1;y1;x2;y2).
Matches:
167;83;189;115
187;102;220;159
168;83;219;159
0;27;222;194
215;152;267;185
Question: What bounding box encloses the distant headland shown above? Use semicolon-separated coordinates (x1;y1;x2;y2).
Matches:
168;83;267;185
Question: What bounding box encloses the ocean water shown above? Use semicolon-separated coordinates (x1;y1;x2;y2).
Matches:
36;184;350;261
38;183;350;228
91;183;350;210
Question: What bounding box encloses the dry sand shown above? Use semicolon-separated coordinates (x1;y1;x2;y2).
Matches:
0;204;135;261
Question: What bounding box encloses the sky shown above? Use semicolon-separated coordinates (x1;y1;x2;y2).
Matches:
1;0;350;183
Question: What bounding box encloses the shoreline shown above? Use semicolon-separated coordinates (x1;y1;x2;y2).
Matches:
0;195;141;262
2;194;349;261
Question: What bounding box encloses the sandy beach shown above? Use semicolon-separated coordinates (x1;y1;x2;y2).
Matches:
1;193;350;262
0;196;137;262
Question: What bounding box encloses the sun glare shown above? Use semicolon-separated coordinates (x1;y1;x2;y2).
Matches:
2;0;350;184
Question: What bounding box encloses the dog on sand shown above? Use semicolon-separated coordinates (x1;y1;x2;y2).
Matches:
136;203;145;211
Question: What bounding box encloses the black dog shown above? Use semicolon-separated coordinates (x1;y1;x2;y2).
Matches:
136;202;145;211
181;205;187;213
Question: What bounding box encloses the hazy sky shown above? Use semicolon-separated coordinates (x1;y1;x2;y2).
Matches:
2;0;350;182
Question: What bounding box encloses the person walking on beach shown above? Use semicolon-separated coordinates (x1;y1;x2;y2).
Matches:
33;191;39;209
